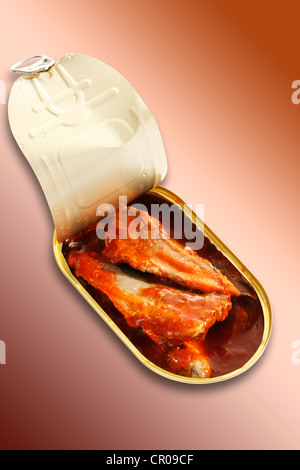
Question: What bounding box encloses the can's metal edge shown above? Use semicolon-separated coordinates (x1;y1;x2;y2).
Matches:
53;185;272;384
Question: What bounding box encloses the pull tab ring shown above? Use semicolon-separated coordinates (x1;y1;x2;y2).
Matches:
10;55;55;74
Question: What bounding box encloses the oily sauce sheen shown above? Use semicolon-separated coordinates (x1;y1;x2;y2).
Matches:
63;194;264;379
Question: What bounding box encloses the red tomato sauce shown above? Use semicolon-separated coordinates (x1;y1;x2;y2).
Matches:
62;193;264;379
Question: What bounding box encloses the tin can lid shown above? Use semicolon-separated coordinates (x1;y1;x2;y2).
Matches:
8;53;168;242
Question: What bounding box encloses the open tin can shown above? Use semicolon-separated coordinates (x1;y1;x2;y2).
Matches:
8;54;272;384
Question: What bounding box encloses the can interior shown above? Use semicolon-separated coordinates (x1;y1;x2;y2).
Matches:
54;187;271;383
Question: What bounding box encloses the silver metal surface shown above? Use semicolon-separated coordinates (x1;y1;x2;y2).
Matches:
10;55;55;74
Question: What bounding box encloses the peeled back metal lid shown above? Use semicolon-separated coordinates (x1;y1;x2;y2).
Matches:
8;53;168;242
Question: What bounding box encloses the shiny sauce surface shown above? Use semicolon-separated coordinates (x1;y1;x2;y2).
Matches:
63;193;264;379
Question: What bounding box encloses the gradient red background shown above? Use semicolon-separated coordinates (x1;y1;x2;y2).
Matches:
1;0;300;450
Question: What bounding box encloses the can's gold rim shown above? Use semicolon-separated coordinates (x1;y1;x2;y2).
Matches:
53;185;272;384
